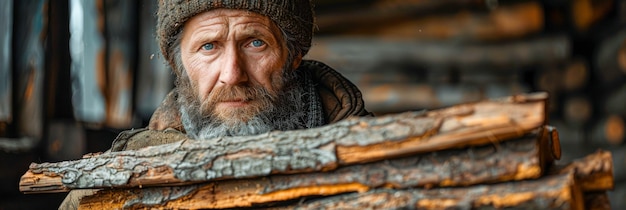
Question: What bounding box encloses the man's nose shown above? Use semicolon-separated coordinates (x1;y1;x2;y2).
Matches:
219;47;248;85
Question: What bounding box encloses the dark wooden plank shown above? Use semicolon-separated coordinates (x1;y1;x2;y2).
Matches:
135;0;173;121
69;0;107;125
19;93;548;193
13;0;47;140
0;0;12;133
77;134;553;209
46;0;73;120
102;0;137;129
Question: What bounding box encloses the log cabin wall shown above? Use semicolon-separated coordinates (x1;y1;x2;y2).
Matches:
0;0;624;208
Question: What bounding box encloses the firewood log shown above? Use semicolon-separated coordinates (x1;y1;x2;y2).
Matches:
76;148;611;210
77;133;555;209
19;93;548;193
291;173;584;210
550;150;614;192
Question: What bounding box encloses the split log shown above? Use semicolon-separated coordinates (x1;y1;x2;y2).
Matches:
306;35;571;72
550;150;614;192
292;172;584;210
19;93;548;193
0;0;12;127
78;133;555;209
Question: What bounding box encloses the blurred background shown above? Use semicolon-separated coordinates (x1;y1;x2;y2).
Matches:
0;0;625;209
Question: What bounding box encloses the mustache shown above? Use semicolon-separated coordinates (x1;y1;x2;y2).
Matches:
207;83;276;103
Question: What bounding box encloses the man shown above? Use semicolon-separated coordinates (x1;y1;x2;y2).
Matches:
60;0;369;208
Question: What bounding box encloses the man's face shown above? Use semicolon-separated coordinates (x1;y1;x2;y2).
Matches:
175;9;308;139
180;9;288;125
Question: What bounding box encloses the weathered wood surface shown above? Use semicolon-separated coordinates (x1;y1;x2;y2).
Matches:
550;150;614;192
78;134;552;209
291;172;583;210
0;0;12;126
14;0;47;141
135;0;173;120
306;35;571;71
342;2;544;42
103;0;136;129
19;93;547;193
69;0;107;125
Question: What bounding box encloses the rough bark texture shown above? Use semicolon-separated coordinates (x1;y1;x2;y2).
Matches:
292;173;582;210
550;150;614;192
19;93;547;193
78;135;550;209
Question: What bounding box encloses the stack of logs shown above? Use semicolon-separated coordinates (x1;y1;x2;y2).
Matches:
309;0;626;207
18;93;614;209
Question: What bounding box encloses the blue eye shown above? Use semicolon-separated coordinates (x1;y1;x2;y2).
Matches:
202;43;214;50
251;40;265;47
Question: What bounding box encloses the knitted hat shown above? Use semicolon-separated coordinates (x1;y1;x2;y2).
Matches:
157;0;314;74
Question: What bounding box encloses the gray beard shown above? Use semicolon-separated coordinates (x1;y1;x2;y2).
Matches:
178;74;309;140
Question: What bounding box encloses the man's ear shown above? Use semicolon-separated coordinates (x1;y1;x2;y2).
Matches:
291;53;303;70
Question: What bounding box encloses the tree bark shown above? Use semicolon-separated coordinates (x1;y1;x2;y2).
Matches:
550;150;614;192
19;93;548;193
77;134;552;209
290;172;584;210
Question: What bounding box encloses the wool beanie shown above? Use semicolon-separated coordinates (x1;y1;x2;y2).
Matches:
157;0;314;75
